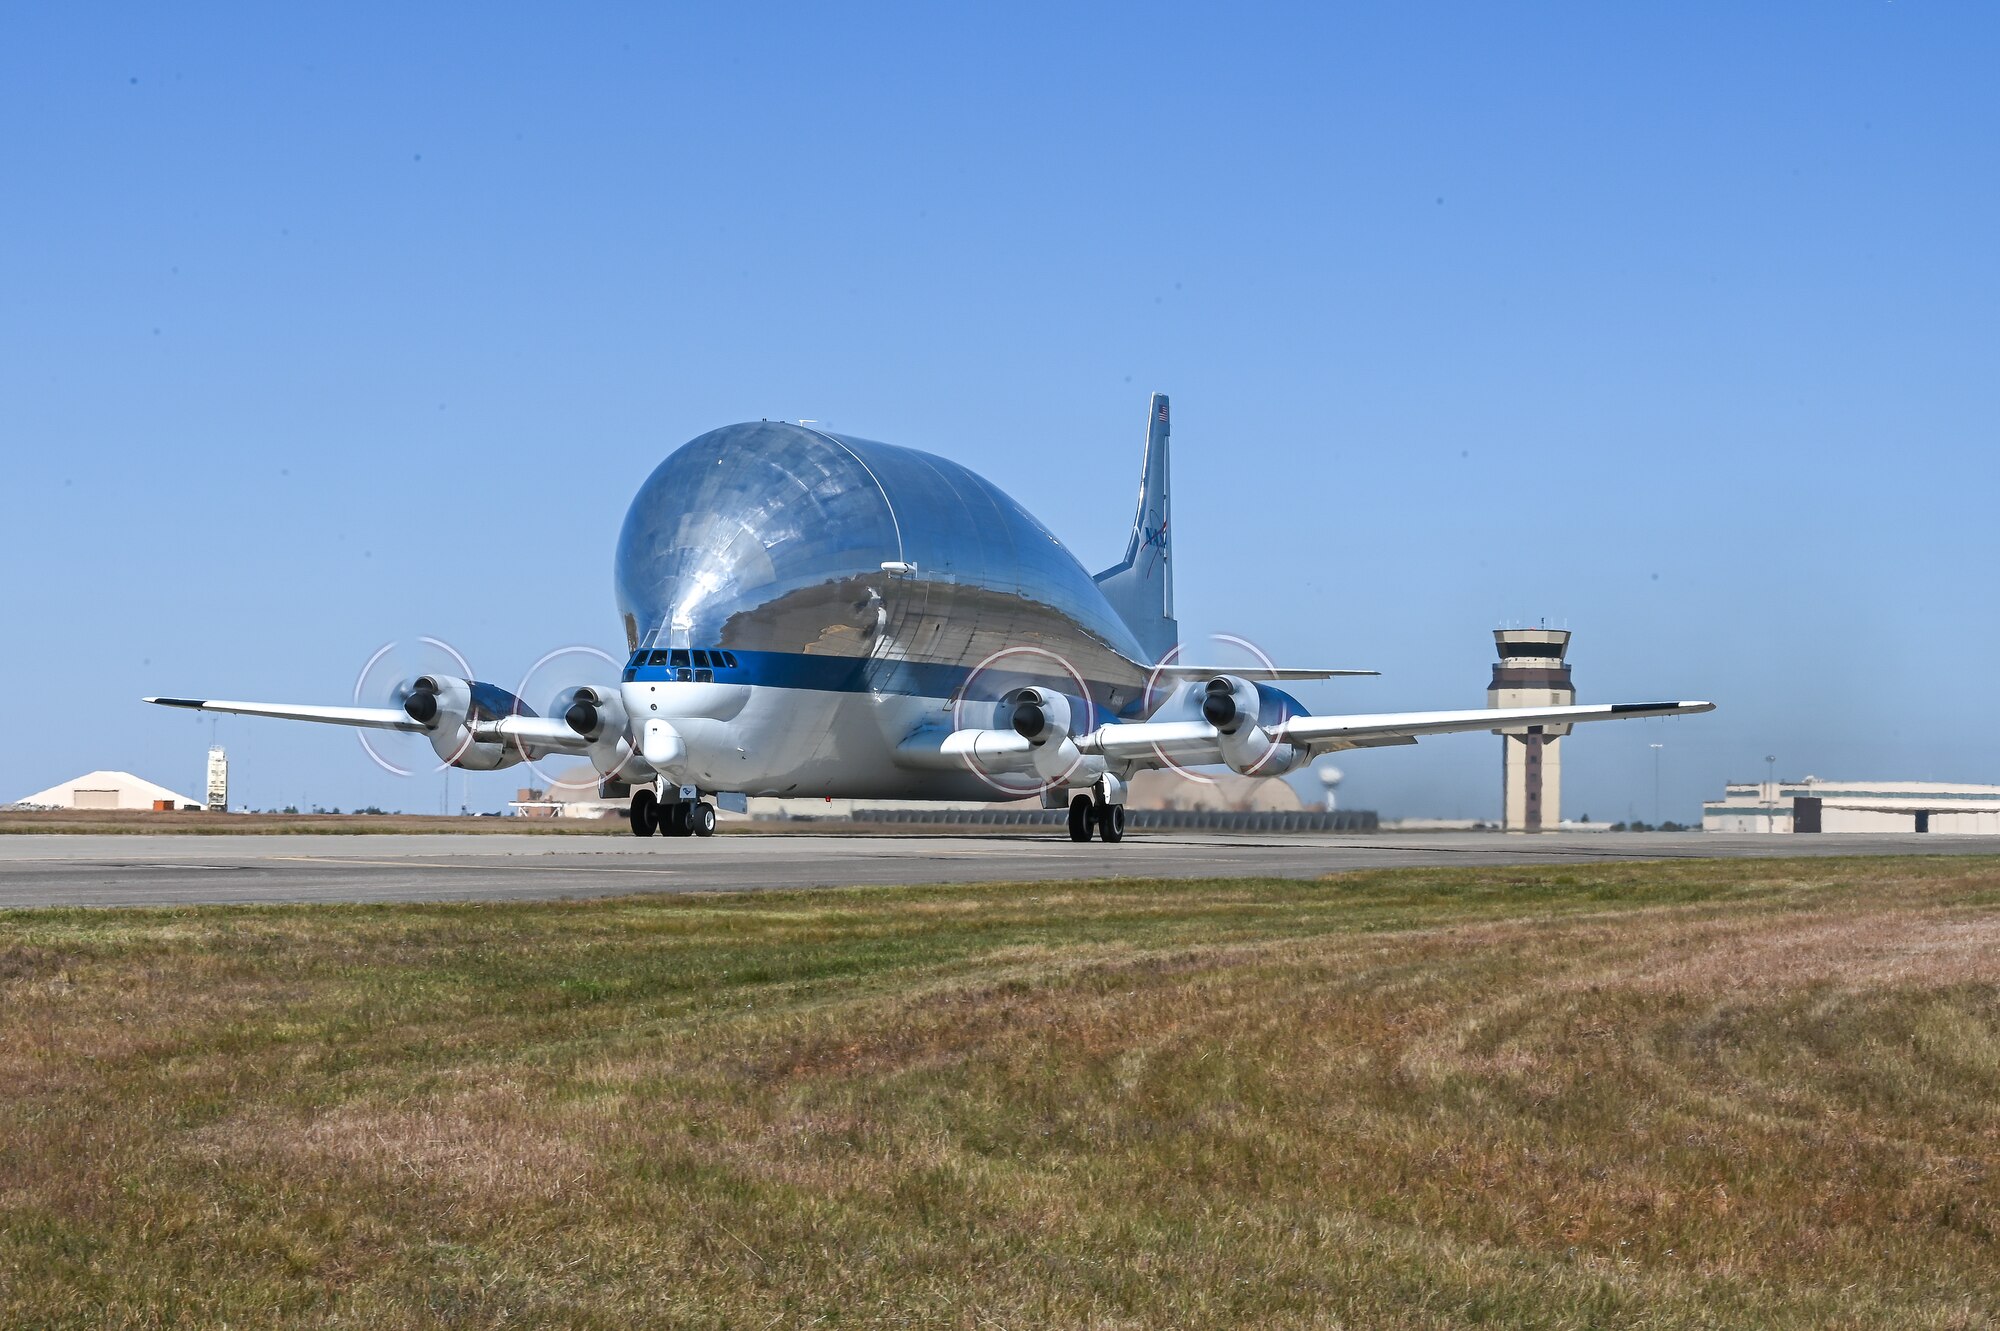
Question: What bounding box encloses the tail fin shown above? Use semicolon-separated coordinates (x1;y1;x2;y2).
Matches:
1094;392;1178;663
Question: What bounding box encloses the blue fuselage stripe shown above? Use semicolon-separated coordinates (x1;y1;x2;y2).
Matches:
626;650;1148;717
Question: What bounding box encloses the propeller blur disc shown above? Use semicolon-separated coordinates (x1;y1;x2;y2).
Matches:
511;644;626;793
952;645;1094;798
350;636;474;777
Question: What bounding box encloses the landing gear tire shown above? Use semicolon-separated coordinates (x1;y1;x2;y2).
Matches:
692;802;717;837
1097;804;1126;843
1067;794;1093;842
629;789;658;838
662;801;695;837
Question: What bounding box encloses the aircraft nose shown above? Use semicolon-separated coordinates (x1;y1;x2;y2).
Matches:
620;679;751;723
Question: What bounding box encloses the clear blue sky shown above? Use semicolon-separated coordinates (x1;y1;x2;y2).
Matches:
4;4;1995;820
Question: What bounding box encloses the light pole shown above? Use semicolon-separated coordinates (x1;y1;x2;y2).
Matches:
1649;743;1664;827
1764;755;1777;829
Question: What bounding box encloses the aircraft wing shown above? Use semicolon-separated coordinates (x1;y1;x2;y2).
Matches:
1082;701;1714;762
144;696;597;756
145;697;427;732
1273;701;1713;751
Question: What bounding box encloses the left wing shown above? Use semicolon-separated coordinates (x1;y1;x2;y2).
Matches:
145;697;427;732
1083;700;1713;760
905;697;1715;785
1274;700;1712;752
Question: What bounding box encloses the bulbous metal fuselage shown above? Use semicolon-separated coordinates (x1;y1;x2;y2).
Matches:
611;422;1154;798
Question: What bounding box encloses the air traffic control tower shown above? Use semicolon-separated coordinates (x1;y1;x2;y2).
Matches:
1488;629;1574;832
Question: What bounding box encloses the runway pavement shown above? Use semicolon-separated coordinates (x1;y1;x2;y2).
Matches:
0;830;1992;908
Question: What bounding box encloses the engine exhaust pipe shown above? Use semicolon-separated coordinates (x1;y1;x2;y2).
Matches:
404;686;439;726
1011;700;1049;740
1201;680;1239;731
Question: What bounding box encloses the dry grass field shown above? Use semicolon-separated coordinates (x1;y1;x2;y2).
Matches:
1;858;1995;1328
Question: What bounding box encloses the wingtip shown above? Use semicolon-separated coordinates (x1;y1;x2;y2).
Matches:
145;697;205;710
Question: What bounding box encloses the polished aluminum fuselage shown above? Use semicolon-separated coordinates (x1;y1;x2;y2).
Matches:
613;422;1152;798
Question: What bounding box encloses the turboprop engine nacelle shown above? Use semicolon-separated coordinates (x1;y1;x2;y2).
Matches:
551;684;643;778
400;675;531;772
1002;686;1087;782
1199;675;1306;777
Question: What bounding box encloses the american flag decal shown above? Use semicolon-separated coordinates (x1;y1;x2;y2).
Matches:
1156;401;1169;424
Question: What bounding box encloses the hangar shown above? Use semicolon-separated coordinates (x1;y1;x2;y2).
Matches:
1703;778;2000;834
12;770;204;812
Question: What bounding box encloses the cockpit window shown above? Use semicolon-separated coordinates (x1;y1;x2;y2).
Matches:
632;647;738;676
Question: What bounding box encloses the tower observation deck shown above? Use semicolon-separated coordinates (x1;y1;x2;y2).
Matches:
1488;629;1574;832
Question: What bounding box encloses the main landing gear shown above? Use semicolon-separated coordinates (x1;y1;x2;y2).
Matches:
628;787;716;838
1068;793;1125;843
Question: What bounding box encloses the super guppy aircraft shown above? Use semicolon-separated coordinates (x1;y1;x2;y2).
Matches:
149;395;1712;842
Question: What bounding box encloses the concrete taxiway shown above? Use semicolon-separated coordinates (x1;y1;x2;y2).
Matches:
0;831;1991;909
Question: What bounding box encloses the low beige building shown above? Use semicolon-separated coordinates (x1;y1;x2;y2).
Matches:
14;770;204;811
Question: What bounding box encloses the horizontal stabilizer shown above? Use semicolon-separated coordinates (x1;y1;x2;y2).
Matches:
1149;666;1377;681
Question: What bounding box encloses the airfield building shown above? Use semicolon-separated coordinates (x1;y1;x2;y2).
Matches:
1703;778;2000;834
1488;628;1575;832
13;771;204;812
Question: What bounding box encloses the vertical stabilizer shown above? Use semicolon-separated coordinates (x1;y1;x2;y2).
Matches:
1094;392;1178;663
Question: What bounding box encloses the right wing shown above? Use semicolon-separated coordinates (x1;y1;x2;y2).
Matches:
143;695;596;756
145;697;426;732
